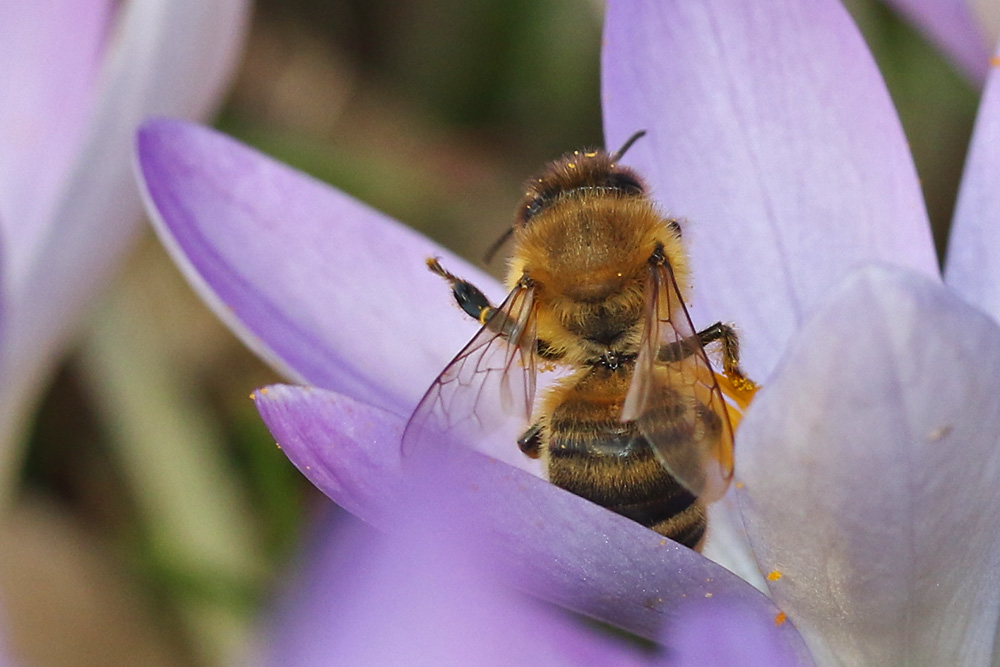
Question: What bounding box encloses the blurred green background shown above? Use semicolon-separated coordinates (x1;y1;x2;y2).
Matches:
6;0;982;664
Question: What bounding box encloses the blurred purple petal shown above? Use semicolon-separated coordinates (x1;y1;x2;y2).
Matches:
0;0;110;283
138;120;500;415
663;599;802;667
0;0;250;502
252;384;810;661
738;265;1000;664
945;48;1000;319
263;509;650;667
883;0;992;83
14;0;250;338
602;0;937;379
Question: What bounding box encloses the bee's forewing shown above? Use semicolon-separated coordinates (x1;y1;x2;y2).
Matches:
402;284;539;470
625;263;734;503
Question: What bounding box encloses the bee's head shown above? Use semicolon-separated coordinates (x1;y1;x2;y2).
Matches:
514;131;649;227
514;154;645;226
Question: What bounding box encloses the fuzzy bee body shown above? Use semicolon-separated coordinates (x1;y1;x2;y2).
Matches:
405;133;755;551
541;360;708;548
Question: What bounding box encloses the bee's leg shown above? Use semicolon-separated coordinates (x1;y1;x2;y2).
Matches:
517;422;543;459
426;257;496;324
696;323;757;393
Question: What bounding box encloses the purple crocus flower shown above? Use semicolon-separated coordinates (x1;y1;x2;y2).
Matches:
137;0;1000;663
0;0;249;502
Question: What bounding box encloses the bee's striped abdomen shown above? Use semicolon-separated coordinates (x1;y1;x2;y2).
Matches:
543;366;707;549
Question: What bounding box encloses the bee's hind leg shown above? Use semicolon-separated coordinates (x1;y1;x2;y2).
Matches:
697;322;757;394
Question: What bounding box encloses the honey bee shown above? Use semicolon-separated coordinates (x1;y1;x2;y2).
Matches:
403;131;757;551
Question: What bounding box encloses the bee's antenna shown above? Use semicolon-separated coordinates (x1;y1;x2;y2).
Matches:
483;226;514;264
611;130;647;162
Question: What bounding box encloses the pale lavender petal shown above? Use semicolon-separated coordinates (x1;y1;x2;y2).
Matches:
883;0;992;83
0;0;111;286
738;265;1000;664
139;120;501;416
252;384;811;662
602;0;937;380
663;599;801;667
13;0;250;325
262;510;649;666
0;0;249;500
945;48;1000;319
701;496;767;593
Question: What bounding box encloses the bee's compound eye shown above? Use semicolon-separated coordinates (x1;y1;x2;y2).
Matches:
525;197;546;221
608;171;644;195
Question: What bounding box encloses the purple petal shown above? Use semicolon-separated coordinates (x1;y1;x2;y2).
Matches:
883;0;992;84
602;0;937;379
663;599;802;667
701;496;767;593
0;0;250;500
15;0;250;334
262;510;650;666
945;49;1000;318
252;384;811;661
138;120;501;416
737;265;1000;664
0;0;111;285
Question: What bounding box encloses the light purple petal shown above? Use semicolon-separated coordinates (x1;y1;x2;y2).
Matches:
883;0;992;84
262;510;650;666
602;0;937;380
252;384;811;662
701;496;766;593
663;599;802;667
14;0;250;327
737;265;1000;664
945;48;1000;318
0;0;249;501
138;120;501;416
266;509;807;667
0;0;111;285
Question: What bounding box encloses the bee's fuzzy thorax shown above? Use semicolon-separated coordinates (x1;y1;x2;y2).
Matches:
505;193;688;363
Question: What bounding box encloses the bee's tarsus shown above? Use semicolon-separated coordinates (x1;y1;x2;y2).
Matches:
428;258;496;325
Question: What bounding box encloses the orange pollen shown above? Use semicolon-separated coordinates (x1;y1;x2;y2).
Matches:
775;612;787;626
767;570;782;581
991;55;1000;68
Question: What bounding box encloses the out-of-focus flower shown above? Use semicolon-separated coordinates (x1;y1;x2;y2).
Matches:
136;0;1000;663
0;0;250;503
258;457;801;666
882;0;997;83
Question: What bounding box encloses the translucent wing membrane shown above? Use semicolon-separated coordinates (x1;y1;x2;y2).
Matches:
403;283;538;468
622;262;734;503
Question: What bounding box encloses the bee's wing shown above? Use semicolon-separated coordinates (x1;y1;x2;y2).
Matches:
622;262;734;503
402;283;538;466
